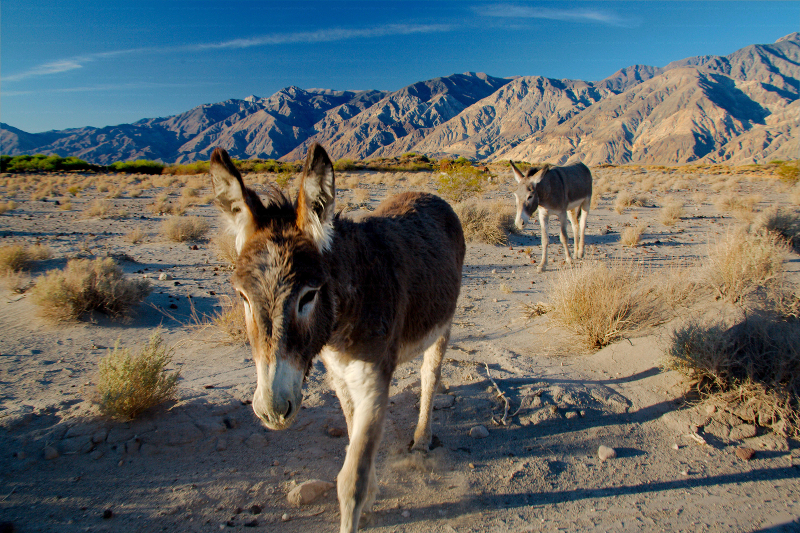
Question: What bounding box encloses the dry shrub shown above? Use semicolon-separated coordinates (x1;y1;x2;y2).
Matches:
547;261;681;348
211;233;238;268
0;200;18;214
692;192;707;205
353;188;370;204
452;200;512;245
659;201;684;226
520;301;551;321
31;257;151;321
664;314;800;436
614;191;647;214
161;216;210;242
189;295;247;346
715;194;762;222
753;207;800;250
126;228;147;244
0;244;51;273
59;200;72;211
703;229;788;302
84;199;115;219
96;332;179;420
621;225;645;247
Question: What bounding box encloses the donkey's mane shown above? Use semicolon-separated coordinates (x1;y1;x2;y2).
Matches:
527;163;552;178
249;183;297;229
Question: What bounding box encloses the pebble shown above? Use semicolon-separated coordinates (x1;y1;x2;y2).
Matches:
281;513;290;522
597;445;617;461
102;509;113;519
90;450;104;461
287;479;335;506
16;451;27;460
671;443;680;451
216;438;227;452
44;446;59;460
92;429;109;444
433;394;456;410
243;519;258;527
327;427;344;438
736;447;756;461
158;273;173;281
249;505;261;515
469;425;489;439
402;510;411;518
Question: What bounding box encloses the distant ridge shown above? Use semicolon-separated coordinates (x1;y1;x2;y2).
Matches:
2;34;798;165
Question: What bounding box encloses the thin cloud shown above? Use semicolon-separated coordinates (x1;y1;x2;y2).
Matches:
5;24;452;83
4;82;205;97
476;4;638;27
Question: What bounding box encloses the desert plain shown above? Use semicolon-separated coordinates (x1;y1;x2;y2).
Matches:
1;163;800;533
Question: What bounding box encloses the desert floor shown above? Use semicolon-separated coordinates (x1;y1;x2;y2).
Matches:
1;166;800;533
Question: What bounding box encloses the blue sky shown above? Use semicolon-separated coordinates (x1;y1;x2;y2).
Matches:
2;1;797;133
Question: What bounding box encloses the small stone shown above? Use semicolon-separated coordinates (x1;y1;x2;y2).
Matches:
597;446;616;461
102;509;113;519
564;411;579;420
671;443;680;451
169;303;178;309
249;505;261;515
216;438;227;452
16;451;27;460
44;446;59;460
401;510;411;518
281;513;290;522
91;429;108;444
190;245;199;251
469;425;489;439
735;447;756;461
433;394;455;410
90;450;104;461
243;519;258;527
468;463;475;469
327;426;344;438
158;273;172;281
287;479;335;506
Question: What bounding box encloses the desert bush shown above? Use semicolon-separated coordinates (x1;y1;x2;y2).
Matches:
547;261;680;348
84;199;118;219
31;257;151;321
775;160;799;183
161;216;210;242
703;229;788;302
126;228;147;244
189;295;247;345
108;160;165;175
163;161;210;175
753;207;800;250
0;200;18;214
452;200;513;245
715;194;762;221
436;166;484;203
664;314;800;436
620;225;645;247
96;332;179;419
0;244;51;273
614;191;647;214
659;201;684;225
353;188;370;204
1;154;98;173
211;233;237;268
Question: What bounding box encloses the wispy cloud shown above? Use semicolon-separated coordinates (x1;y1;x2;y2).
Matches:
5;24;452;83
475;4;638;27
3;82;206;97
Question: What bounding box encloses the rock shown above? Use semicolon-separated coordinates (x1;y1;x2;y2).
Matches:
125;437;142;454
729;424;757;441
564;411;579;420
281;513;290;522
158;273;173;281
90;450;104;461
102;509;113;519
469;425;489;439
245;433;268;449
216;438;227;452
15;451;27;461
703;420;731;440
736;447;756;461
743;433;789;452
327;427;345;438
598;446;617;461
520;406;561;426
243;519;258;527
249;505;261;515
433;394;456;410
402;510;411;518
92;429;109;444
44;446;59;460
287;479;335;506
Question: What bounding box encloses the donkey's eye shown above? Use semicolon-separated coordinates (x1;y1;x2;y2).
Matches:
297;287;319;317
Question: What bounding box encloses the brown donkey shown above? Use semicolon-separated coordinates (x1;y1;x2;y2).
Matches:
209;144;465;533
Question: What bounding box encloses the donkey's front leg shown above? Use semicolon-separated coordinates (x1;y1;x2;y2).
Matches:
537;209;550;272
411;328;449;451
337;360;389;533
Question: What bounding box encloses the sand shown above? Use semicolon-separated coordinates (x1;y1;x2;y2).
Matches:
1;166;799;532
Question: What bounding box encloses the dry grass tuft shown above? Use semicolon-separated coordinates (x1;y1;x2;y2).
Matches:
126;228;148;244
0;244;51;273
188;296;248;346
161;216;210;242
84;199;124;219
452;200;513;245
659;201;685;226
211;233;238;269
664;314;800;436
753;207;800;250
621;225;645;247
703;229;788;302
96;332;179;420
546;261;686;348
614;191;647;214
520;301;551;321
0;200;18;214
31;257;151;321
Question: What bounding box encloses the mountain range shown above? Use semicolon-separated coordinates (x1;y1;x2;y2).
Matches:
2;32;798;166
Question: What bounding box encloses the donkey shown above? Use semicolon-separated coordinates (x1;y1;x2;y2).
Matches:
510;161;592;272
209;143;465;533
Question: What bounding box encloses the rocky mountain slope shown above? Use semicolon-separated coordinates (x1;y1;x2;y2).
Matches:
2;33;797;165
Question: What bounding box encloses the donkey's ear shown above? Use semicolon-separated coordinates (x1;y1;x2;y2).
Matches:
297;143;335;252
210;147;260;253
509;161;525;183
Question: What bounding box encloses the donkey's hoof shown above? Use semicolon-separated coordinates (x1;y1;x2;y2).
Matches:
537;264;546;273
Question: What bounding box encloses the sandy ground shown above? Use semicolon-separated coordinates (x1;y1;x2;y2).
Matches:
1;167;800;533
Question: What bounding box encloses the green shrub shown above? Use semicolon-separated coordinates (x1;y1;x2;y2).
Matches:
96;332;180;419
163;161;211;175
436;166;485;202
1;154;98;173
109;160;165;175
776;160;799;183
31;257;151;321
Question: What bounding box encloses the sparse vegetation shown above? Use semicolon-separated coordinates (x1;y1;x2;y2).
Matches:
452;200;513;245
436;166;485;203
189;295;248;345
0;244;51;273
1;154;99;173
95;332;180;419
0;200;18;214
621;225;645;247
161;216;210;242
659;201;684;225
31;257;151;321
211;233;238;268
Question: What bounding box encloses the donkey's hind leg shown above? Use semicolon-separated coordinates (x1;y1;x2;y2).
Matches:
567;208;580;260
411;327;450;452
576;202;590;259
558;211;574;265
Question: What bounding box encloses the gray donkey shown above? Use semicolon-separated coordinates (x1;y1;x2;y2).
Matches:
510;161;592;272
